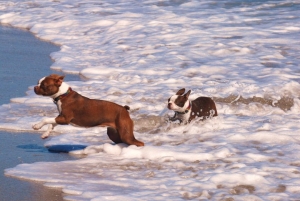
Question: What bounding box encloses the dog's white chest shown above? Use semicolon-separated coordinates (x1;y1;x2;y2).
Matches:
176;110;191;123
182;110;191;123
56;100;62;113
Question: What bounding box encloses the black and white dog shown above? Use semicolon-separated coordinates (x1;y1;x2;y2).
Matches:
167;88;217;123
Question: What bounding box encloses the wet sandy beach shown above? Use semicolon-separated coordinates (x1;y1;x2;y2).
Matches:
0;25;78;201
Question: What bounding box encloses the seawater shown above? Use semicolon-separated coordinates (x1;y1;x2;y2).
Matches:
0;26;78;201
1;1;300;200
0;25;79;104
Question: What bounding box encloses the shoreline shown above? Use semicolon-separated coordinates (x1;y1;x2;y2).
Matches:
0;23;62;46
0;25;81;201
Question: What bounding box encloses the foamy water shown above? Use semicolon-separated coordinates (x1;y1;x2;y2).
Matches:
1;0;300;200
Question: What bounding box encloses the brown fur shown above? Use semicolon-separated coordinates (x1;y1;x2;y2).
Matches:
189;97;218;122
34;74;144;146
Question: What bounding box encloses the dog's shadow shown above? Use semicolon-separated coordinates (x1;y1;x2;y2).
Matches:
17;144;49;153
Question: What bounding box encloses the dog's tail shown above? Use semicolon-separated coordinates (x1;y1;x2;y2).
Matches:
124;105;130;110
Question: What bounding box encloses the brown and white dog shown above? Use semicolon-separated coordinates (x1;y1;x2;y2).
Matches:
167;88;217;123
32;74;144;147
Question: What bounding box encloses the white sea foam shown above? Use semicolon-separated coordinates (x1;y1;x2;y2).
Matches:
1;0;300;200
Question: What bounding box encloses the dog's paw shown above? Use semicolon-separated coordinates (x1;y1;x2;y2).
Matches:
168;117;177;122
41;132;49;139
33;123;43;130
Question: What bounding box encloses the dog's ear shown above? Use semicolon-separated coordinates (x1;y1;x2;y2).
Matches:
51;75;65;86
176;88;185;95
184;90;191;99
58;75;65;81
56;76;65;86
49;74;65;80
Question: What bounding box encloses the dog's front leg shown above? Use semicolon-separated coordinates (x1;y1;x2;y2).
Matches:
33;118;56;130
41;123;57;139
33;118;57;138
169;113;178;122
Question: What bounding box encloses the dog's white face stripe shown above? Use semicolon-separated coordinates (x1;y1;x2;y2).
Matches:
169;95;178;104
38;77;46;87
168;95;179;111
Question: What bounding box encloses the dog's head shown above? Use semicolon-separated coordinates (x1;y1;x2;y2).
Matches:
34;74;65;96
167;88;191;113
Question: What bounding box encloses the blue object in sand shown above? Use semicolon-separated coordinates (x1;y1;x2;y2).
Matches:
46;145;87;153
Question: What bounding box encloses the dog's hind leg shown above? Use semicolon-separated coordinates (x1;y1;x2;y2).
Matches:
107;127;122;144
117;117;144;147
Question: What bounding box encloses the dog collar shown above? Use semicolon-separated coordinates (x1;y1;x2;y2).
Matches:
175;101;191;115
53;87;72;104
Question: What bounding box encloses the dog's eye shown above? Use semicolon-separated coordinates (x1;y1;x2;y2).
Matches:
41;84;52;90
47;85;54;90
168;98;170;102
